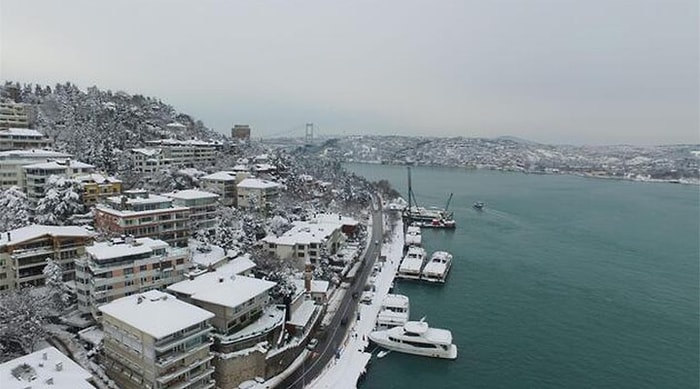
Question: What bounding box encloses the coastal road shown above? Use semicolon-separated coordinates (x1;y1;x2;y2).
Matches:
279;194;383;389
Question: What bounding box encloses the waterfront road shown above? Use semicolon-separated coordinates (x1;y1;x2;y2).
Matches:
279;194;383;388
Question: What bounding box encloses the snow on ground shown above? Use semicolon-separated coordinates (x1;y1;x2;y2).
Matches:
309;218;404;389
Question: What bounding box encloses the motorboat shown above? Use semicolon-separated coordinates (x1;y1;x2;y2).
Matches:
404;225;422;247
473;201;485;210
369;318;458;360
397;246;427;280
421;251;453;283
375;294;410;330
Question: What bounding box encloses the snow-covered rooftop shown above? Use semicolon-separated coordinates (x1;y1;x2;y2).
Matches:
0;346;94;389
202;171;237;181
75;173;122;184
0;225;93;247
310;213;359;227
219;254;256;275
263;221;340;246
287;299;317;327
0;128;47;137
253;163;276;172
162;189;219;200
105;193;172;205
86;238;169;261
190;241;227;268
99;290;214;339
167;272;275;309
22;160;94;170
292;279;330;295
130;148;161;156
0;149;70;159
237;178;282;190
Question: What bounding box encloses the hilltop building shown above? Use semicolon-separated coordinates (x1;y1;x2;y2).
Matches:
262;218;347;267
162;189;219;232
0;102;30;131
0;225;93;291
235;178;283;210
0;128;52;151
75;173;123;208
201;171;250;206
22;159;94;205
0;149;72;189
75;237;190;318
99;290;216;389
94;190;191;247
130;139;223;173
231;125;251;142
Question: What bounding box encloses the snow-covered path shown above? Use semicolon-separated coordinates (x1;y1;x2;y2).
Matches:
309;218;404;388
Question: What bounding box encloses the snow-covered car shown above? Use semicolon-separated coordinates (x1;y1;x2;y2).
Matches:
307;338;319;350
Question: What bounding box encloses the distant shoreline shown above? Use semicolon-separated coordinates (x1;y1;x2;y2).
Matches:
343;160;700;186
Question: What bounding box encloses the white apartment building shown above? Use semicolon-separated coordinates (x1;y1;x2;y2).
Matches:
130;148;172;173
200;171;238;206
235;178;283;210
130;139;222;173
75;237;191;318
162;190;219;232
94;190;191;247
0;102;30;131
0;346;96;389
22;159;94;205
99;290;216;389
0;128;53;151
167;266;284;388
0;225;94;291
262;220;346;266
0;149;71;189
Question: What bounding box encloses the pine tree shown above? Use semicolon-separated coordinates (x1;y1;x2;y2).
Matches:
35;176;84;226
0;186;31;231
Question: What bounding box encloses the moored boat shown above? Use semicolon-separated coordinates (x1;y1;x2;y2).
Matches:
369;318;458;360
398;246;427;280
375;294;410;330
473;201;485;210
421;251;453;283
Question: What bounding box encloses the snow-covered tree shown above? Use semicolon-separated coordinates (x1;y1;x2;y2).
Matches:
0;186;31;231
0;287;49;361
42;258;70;309
35;175;84;226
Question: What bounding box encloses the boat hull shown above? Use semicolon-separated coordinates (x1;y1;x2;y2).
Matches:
369;331;458;360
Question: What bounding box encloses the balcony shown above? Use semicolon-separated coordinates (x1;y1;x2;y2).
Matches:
156;340;212;369
156;355;213;385
167;367;215;389
155;325;211;353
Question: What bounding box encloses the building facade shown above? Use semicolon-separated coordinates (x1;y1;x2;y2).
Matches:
0;128;52;151
76;173;123;208
0;225;93;291
99;290;216;389
235;178;283;210
262;220;346;266
162;190;219;232
22;159;94;205
0;149;72;189
75;237;190;318
0;102;30;131
94;190;191;247
200;172;238;206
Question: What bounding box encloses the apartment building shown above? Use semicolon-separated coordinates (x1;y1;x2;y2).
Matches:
235;178;283;210
22;159;94;205
262;220;346;266
99;290;216;389
162;190;219;232
0;149;71;189
0;346;96;388
0;225;93;291
76;173;123;207
129;148;172;173
94;190;191;247
0;102;30;131
0;128;52;151
75;237;190;318
200;171;238;206
166;266;283;389
129;139;222;173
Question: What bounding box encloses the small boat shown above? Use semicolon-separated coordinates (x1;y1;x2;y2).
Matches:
398;246;427;280
376;294;410;330
421;251;453;283
377;350;391;359
369;318;458;360
473;201;485;210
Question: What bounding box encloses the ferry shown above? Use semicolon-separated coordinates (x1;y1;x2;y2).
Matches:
397;246;427;280
404;225;422;247
369;318;458;360
375;294;410;330
421;251;453;283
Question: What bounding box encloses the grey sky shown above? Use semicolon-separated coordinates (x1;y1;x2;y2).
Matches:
1;0;697;144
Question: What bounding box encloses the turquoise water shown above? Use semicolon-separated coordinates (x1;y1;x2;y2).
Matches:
345;164;699;389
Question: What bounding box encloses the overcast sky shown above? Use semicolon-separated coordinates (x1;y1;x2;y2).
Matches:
1;0;697;144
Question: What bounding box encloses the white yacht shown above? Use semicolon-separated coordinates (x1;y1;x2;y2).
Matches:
421;251;453;283
404;225;422;247
369;319;458;360
397;246;427;280
375;294;410;330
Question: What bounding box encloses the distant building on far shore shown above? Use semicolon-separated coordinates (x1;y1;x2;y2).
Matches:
231;124;251;142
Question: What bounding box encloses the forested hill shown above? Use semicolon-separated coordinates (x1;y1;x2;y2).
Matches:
0;81;225;173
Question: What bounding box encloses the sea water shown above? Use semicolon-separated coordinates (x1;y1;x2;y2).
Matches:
344;163;699;389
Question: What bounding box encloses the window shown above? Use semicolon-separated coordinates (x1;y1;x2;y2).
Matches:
140;265;147;271
176;258;184;265
297;252;304;258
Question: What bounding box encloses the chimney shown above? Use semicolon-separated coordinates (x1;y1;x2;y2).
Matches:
137;296;144;304
43;352;48;360
219;277;224;283
55;362;63;371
